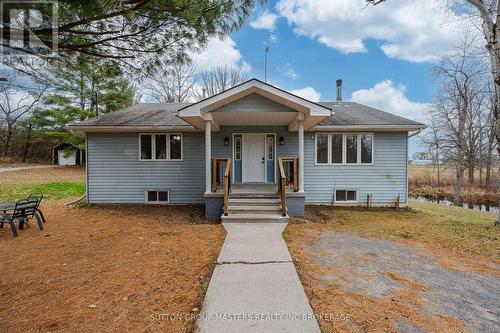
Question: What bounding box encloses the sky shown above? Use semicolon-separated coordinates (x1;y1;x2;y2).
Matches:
190;0;480;156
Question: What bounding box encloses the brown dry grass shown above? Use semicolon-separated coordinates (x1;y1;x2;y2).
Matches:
0;201;225;333
0;166;84;185
285;202;499;332
409;165;499;206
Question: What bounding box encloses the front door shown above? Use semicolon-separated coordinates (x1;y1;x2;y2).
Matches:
242;134;265;183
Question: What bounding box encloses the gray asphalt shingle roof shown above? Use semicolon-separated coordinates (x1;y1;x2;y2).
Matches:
72;102;193;127
317;102;424;126
70;101;424;128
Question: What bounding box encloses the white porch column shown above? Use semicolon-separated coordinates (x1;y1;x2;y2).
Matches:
298;119;305;192
205;120;212;192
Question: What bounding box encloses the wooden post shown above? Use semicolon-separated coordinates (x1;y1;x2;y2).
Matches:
211;159;217;192
395;194;400;210
293;158;298;192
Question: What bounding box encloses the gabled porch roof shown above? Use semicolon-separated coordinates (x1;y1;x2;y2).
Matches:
177;78;332;132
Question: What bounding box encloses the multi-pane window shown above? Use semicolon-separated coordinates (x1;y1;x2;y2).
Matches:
335;190;357;202
316;134;328;164
267;135;274;160
140;135;152;160
140;134;183;160
346;134;358;164
170;135;182;160
316;133;373;164
360;134;373;164
234;136;241;160
146;190;169;203
331;134;343;164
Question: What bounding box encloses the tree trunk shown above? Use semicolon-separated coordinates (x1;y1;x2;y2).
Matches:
2;125;13;157
437;161;441;188
468;165;475;184
454;166;464;206
21;124;33;162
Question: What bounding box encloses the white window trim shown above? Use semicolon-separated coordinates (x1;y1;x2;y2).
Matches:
315;132;374;166
234;136;242;161
333;189;358;203
144;189;170;204
139;133;183;161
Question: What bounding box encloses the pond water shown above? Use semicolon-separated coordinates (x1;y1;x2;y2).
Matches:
410;196;499;213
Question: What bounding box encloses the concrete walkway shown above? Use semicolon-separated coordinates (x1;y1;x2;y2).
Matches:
196;223;320;333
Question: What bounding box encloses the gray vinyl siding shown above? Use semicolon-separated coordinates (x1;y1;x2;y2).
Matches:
86;130;408;206
304;131;408;205
87;132;205;204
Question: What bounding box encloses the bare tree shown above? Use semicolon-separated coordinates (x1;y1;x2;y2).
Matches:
421;119;446;187
143;61;197;103
367;0;500;223
430;40;488;205
195;65;248;100
485;83;499;186
0;82;46;157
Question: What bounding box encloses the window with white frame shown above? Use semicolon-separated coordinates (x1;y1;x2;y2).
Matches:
145;189;170;203
267;135;274;160
234;136;241;160
140;134;183;160
316;133;373;165
335;189;357;202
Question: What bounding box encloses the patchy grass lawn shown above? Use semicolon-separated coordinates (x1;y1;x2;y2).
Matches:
0;202;225;333
285;202;500;333
0;166;85;201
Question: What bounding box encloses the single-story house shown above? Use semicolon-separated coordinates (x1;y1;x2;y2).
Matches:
52;143;85;166
67;79;425;221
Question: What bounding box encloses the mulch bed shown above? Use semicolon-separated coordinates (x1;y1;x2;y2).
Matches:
0;202;225;333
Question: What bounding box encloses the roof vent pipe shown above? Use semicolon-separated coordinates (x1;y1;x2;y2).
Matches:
336;79;342;104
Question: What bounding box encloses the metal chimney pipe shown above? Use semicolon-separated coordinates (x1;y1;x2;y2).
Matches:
336;79;342;103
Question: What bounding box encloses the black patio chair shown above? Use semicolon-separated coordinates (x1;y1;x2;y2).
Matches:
27;194;46;223
2;199;43;237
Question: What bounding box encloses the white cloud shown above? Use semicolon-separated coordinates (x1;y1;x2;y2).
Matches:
250;10;279;31
283;62;298;79
276;0;476;62
190;37;251;72
350;80;431;123
290;86;320;102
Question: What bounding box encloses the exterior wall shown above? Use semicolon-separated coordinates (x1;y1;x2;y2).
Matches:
86;130;408;208
87;132;205;204
304;131;408;205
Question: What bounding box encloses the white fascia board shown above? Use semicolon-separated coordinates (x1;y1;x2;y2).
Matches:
66;125;201;133
312;124;426;132
177;79;331;117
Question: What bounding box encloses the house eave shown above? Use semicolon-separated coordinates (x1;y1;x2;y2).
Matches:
312;124;426;131
66;125;200;133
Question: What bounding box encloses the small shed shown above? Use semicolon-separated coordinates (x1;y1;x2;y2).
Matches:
52;143;85;166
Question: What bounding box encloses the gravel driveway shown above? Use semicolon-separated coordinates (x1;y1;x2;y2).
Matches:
307;231;500;332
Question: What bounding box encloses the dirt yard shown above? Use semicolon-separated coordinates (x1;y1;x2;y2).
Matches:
285;202;500;333
0;202;225;333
